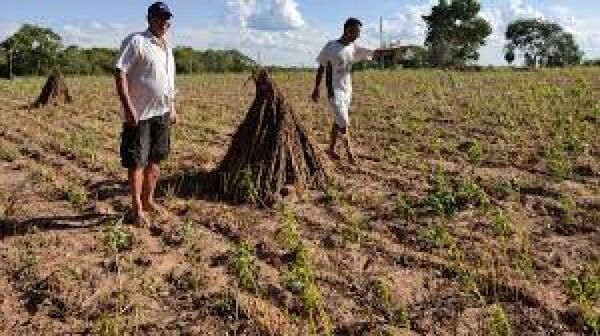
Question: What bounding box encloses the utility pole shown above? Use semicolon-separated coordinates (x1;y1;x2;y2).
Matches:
379;16;385;69
380;16;384;49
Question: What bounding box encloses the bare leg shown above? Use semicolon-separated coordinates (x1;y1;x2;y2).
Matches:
325;123;340;159
142;162;160;212
128;167;146;222
341;127;357;165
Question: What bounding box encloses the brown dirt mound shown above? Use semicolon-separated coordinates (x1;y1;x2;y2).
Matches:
214;69;327;204
32;70;73;108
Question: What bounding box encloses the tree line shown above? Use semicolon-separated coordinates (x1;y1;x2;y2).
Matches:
0;24;257;77
0;0;595;77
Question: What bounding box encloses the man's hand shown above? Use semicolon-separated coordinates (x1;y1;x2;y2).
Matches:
115;70;138;126
311;88;320;103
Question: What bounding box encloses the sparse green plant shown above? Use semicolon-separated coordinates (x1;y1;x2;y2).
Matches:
545;142;572;180
29;165;53;185
93;313;125;336
303;280;332;336
339;206;365;245
0;142;20;162
466;140;483;165
285;245;314;293
12;242;56;318
16;249;39;281
557;193;578;228
394;194;416;221
180;217;203;263
586;103;600;123
323;182;343;205
1;189;20;219
285;245;332;336
446;247;483;301
491;209;512;239
239;167;259;204
162;179;181;208
514;248;534;280
69;129;100;162
426;175;458;217
371;277;393;311
492;178;519;200
65;183;88;208
229;242;259;292
391;304;411;329
420;223;455;249
565;265;600;305
563;255;599;335
367;82;386;97
181;217;197;245
563;132;586;155
340;224;361;245
211;289;241;319
428;136;443;158
102;218;133;255
456;178;490;209
488;303;512;336
276;204;301;249
578;306;600;335
170;268;204;293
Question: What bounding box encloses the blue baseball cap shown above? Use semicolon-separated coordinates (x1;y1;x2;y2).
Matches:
148;2;173;18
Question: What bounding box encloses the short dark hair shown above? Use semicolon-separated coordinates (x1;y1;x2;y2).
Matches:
344;18;362;31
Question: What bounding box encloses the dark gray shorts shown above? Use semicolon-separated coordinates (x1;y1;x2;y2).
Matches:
120;113;170;169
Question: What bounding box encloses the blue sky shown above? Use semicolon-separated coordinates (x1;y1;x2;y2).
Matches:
2;0;600;66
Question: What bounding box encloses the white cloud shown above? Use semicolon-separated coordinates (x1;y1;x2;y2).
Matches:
176;24;324;66
226;0;305;31
363;0;436;48
217;0;316;65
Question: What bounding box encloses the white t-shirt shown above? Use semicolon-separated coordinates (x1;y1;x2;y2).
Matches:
316;40;372;101
115;30;176;121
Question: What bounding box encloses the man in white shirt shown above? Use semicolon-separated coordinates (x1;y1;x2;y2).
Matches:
312;18;373;165
115;2;177;226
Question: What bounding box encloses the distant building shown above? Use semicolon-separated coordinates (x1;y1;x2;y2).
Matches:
374;43;427;68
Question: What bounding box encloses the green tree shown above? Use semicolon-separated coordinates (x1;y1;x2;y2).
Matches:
401;45;428;68
174;48;256;73
85;48;119;74
504;49;515;64
59;46;92;74
0;48;7;78
422;0;492;67
505;18;583;67
174;46;197;73
1;24;63;76
58;46;118;75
